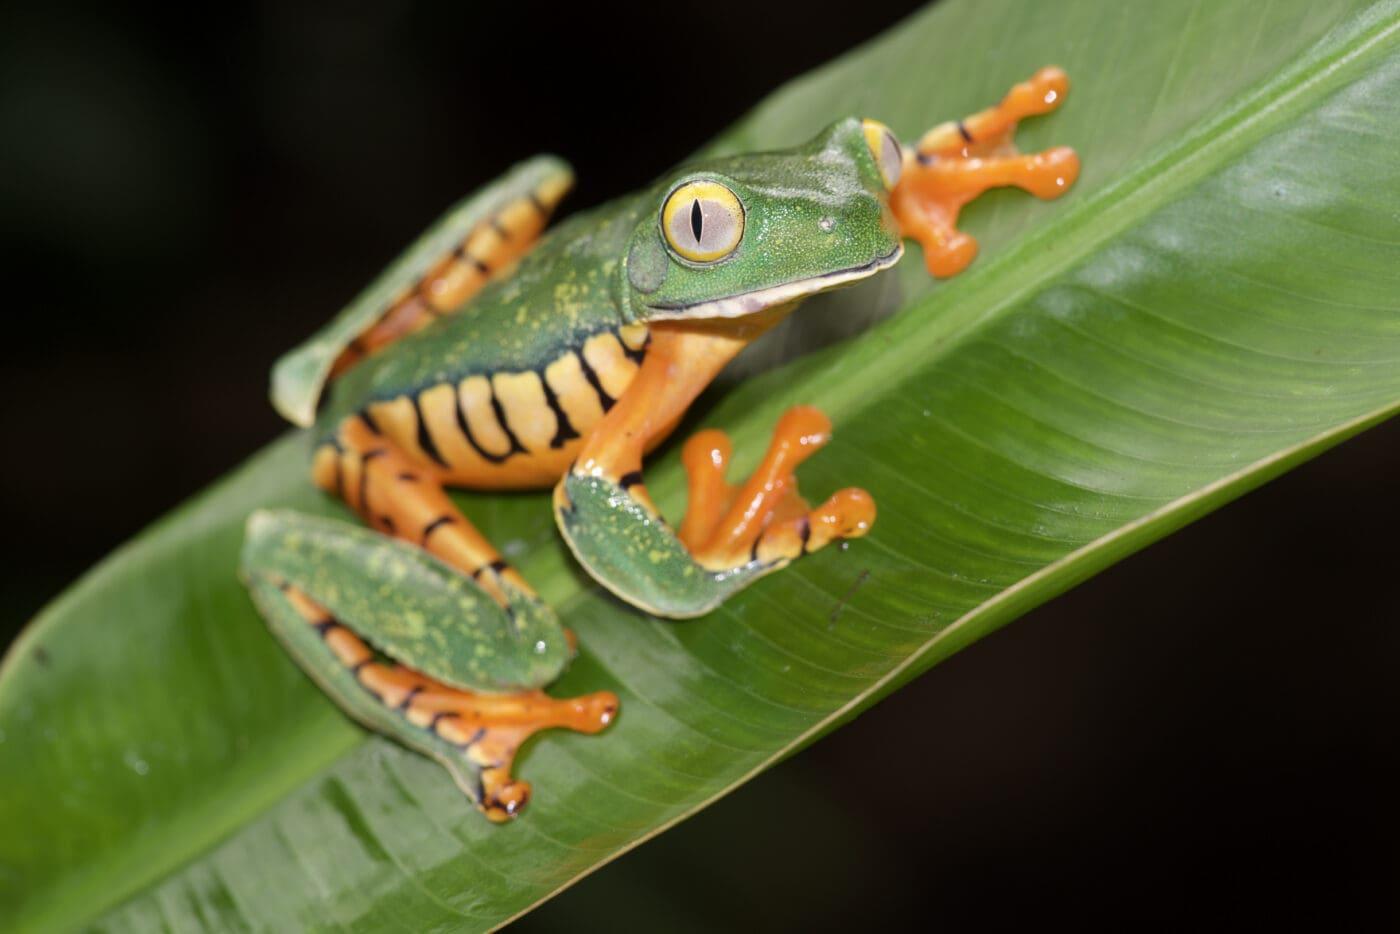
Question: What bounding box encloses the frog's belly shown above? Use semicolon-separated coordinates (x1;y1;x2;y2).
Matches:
353;329;646;491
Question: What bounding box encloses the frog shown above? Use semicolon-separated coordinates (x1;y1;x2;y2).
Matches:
240;67;1080;822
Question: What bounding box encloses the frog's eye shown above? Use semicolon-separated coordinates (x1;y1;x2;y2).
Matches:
660;180;745;263
862;119;903;190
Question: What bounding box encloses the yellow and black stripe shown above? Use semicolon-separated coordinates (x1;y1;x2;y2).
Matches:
329;324;650;490
311;415;529;606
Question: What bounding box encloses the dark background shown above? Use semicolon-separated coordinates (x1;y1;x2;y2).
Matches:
3;1;1396;929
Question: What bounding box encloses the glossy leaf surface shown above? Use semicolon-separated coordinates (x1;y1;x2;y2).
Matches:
3;0;1399;929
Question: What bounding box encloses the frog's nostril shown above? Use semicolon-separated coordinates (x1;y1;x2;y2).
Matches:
818;216;835;232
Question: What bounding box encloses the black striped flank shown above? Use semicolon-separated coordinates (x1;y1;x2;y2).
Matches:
321;442;345;499
487;381;529;456
618;328;649;364
538;369;581;448
395;684;423;712
356;447;387;515
452;384;512;464
357;408;383;435
574;349;616;411
410;395;452;468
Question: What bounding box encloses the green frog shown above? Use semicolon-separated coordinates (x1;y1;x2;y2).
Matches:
241;67;1080;821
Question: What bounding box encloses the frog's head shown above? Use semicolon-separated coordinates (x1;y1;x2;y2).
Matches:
622;117;905;322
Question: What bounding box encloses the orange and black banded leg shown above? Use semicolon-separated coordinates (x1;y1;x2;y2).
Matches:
273;158;574;429
678;406;874;572
312;413;530;607
330;167;573;377
554;320;873;619
243;573;615;822
892;66;1080;277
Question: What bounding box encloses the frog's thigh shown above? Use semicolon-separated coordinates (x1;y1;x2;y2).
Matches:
893;65;1080;277
553;328;874;619
315;413;531;607
242;510;617;822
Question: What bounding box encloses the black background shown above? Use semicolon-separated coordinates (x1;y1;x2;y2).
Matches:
3;1;1396;929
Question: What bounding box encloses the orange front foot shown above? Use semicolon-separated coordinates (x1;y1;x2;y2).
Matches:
892;66;1080;278
679;406;875;572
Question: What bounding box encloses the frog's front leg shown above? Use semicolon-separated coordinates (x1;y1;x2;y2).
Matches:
554;322;873;618
893;66;1080;277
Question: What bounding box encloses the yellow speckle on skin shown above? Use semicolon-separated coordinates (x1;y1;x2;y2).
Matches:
648;550;666;564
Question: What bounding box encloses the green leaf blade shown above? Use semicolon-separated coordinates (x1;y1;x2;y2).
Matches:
4;1;1399;930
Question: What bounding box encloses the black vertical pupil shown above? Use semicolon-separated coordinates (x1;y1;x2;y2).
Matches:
690;199;704;242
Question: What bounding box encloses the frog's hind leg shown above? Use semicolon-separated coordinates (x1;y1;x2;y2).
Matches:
276;411;621;820
313;413;530;608
271;156;574;427
244;569;615;822
892;66;1080;278
327;167;571;378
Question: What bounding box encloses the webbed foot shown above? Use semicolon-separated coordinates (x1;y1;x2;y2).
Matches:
554;406;873;618
893;66;1080;277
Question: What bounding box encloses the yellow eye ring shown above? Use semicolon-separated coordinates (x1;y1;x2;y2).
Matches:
660;180;745;263
862;119;904;190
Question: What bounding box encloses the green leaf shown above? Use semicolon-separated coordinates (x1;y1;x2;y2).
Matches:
5;0;1399;929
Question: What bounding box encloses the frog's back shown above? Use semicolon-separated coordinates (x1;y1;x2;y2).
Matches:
316;196;651;490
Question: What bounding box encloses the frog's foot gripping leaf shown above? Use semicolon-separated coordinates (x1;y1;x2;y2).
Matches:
554;406;874;619
892;65;1080;278
270;156;574;427
241;510;617;822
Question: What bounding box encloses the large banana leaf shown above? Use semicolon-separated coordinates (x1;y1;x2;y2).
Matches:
5;0;1400;929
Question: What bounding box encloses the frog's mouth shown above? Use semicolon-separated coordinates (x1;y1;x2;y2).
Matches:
644;245;902;321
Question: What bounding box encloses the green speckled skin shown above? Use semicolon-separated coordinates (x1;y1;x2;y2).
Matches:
556;474;770;618
316;118;900;438
315;197;643;434
242;510;569;692
625;118;900;317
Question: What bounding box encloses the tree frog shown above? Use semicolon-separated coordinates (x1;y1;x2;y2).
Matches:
241;68;1079;821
